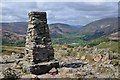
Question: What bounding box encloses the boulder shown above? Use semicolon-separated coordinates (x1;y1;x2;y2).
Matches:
81;55;86;60
101;53;109;62
49;67;58;75
93;54;102;62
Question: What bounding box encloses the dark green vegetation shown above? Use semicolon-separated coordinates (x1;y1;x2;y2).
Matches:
1;17;119;53
2;38;25;47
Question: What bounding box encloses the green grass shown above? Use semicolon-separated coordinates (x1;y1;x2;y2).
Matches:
2;33;119;54
2;38;25;47
51;34;86;45
96;41;119;53
51;34;85;39
67;40;87;46
86;35;109;46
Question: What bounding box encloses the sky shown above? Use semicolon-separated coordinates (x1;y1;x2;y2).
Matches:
0;0;119;25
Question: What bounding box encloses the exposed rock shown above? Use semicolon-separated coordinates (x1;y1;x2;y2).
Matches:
15;65;22;69
76;71;87;76
49;67;58;75
101;53;109;62
59;68;72;76
81;55;86;60
110;59;119;66
2;68;21;79
103;60;111;64
0;72;4;78
21;74;36;78
93;54;102;62
109;54;120;60
0;56;3;62
109;32;120;41
29;61;59;75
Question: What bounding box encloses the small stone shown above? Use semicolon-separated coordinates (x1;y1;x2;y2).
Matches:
12;52;15;55
81;55;86;60
21;74;36;78
18;61;23;66
0;72;4;78
60;68;70;76
94;54;102;62
15;65;22;69
103;60;111;64
101;53;109;62
49;67;58;75
77;71;87;76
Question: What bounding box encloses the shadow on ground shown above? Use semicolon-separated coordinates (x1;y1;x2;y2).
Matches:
60;62;87;68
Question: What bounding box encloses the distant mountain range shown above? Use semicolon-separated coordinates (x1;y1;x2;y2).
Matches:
1;22;28;34
1;17;118;41
1;22;78;34
1;22;79;40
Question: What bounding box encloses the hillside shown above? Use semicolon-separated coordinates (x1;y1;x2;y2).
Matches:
79;17;118;35
1;22;28;34
78;17;118;40
1;17;118;39
49;23;76;34
1;17;119;46
1;22;79;46
1;22;78;39
2;29;25;40
1;22;77;35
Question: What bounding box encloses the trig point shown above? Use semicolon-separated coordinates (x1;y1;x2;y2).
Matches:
23;12;59;75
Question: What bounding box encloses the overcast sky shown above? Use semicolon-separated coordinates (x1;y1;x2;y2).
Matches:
0;1;119;25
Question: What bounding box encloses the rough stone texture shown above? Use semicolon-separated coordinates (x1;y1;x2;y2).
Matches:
23;12;59;75
30;61;59;75
25;12;54;63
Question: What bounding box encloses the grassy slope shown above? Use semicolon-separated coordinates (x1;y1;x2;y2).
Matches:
2;41;119;55
86;36;109;46
96;41;119;53
2;33;119;55
2;46;24;55
51;34;86;45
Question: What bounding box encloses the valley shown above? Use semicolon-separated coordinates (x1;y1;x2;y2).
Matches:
0;17;119;79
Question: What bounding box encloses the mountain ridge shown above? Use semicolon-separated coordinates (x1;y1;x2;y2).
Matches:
1;17;118;45
78;17;118;35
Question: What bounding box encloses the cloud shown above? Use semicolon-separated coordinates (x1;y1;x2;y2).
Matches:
1;2;118;25
1;0;120;2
